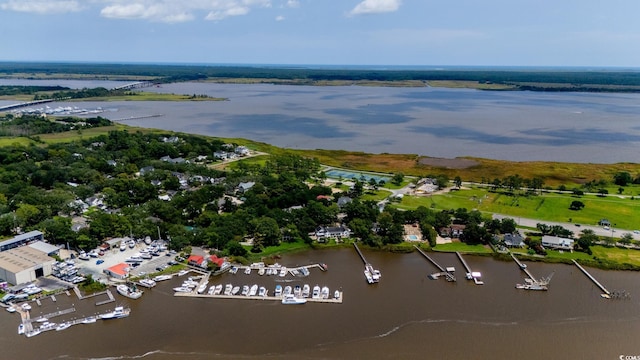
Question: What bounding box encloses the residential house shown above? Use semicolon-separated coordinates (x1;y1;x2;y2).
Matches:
162;136;180;143
187;255;205;268
439;224;466;238
542;235;574;250
315;226;351;242
106;160;117;167
139;166;155;176
503;233;525;247
337;196;353;208
235;146;250;156
213;151;228;160
237;182;256;193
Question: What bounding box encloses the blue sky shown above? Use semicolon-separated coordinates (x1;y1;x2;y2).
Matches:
1;0;639;66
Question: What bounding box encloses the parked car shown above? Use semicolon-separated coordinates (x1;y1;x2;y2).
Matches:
96;259;104;265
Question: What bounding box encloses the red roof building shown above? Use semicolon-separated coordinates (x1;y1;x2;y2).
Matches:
103;263;130;279
208;255;225;267
187;255;205;267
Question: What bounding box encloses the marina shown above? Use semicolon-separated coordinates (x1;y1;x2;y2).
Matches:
456;252;483;285
174;289;343;304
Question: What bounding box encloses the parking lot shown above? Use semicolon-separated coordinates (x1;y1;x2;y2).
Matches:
76;242;176;282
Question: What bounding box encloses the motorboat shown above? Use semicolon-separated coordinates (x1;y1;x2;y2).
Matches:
302;284;310;298
229;266;238;274
249;284;258;296
274;285;282;297
78;252;90;261
364;269;374;284
144;236;152;245
258;268;265;276
25;329;41;338
23;285;43;295
21;303;32;311
259;286;267;297
56;322;71;331
99;306;130;320
312;285;321;299
208;286;216;295
300;267;310;277
128;239;136;248
224;284;233;295
244;267;251;275
282;294;306;305
214;284;223;295
39;322;56;331
117;284;143;299
36;317;48;323
125;256;143;263
197;283;207;294
18;323;24;335
290;269;299;276
279;267;287;277
334;290;341;299
294;285;302;297
139;279;157;288
231;286;240;295
81;316;97;324
241;285;249;296
284;286;292;296
153;274;172;282
140;252;152;260
173;286;191;293
178;269;189;276
321;286;330;299
5;306;16;313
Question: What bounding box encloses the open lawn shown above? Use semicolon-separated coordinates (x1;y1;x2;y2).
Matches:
591;246;640;266
396;187;640;230
246;241;312;260
37;125;126;144
361;189;392;202
432;242;493;254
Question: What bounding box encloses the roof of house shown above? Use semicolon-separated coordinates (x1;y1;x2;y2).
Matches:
542;235;574;246
188;255;204;265
106;263;130;276
503;233;524;246
209;255;225;267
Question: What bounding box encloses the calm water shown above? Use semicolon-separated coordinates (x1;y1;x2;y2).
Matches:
2;248;639;359
1;79;640;163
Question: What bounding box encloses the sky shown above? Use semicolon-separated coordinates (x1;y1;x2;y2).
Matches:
1;0;640;67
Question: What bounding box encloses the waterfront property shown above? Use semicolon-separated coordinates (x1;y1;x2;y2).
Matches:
541;235;574;251
315;226;351;242
103;263;131;279
0;245;56;285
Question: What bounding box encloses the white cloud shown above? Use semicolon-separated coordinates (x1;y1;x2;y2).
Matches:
275;14;284;21
285;0;299;8
349;0;401;16
0;0;82;14
98;0;272;23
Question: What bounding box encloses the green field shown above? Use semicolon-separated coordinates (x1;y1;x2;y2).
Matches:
433;242;493;254
396;187;640;230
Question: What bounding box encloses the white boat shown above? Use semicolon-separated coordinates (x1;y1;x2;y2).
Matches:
334;290;341;299
300;267;310;277
364;269;374;284
139;279;157;288
290;269;299;276
140;252;152;260
88;250;99;258
25;329;41;338
78;252;90;261
294;285;302;297
214;284;223;295
302;284;310;298
18;323;24;335
81;316;97;324
6;306;16;313
117;284;143;299
259;286;267;297
178;269;189;276
284;286;292;296
249;284;258;296
258;268;265;276
229;266;238;274
275;285;283;297
125;256;143;263
224;284;233;295
321;286;330;299
282;294;306;305
241;285;249;296
144;236;152;245
232;286;240;295
153;275;172;282
119;243;126;251
21;303;32;311
23;285;43;295
279;267;287;277
312;285;321;299
39;322;56;331
128;240;136;248
99;306;130;320
56;322;71;331
244;267;251;275
173;286;192;293
197;283;207;294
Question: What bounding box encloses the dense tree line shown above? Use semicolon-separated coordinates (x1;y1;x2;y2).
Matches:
0;115;112;137
0;85;69;96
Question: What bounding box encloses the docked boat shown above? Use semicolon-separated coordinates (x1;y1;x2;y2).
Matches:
321;286;330;299
300;267;310;277
294;285;302;297
274;285;283;297
23;285;43;295
258;268;265;276
117;284;143;299
207;286;216;295
364;269;374;284
173;286;192;293
214;284;223;295
312;285;321;299
21;303;32;311
229;266;238;274
6;306;16;313
519;263;527;270
99;306;130;320
88;250;99;258
56;322;71;331
231;286;240;295
224;284;233;295
244;267;251;275
302;284;310;298
18;323;24;335
241;285;249;296
25;329;41;338
139;278;157;288
279;267;287;277
290;269;299;276
78;252;90;261
39;322;56;331
197;283;207;294
81;316;97;324
249;284;258;296
334;290;341;299
36;317;48;323
178;269;189;276
153;274;172;282
282;294;306;305
128;239;136;248
259;286;267;297
284;285;292;296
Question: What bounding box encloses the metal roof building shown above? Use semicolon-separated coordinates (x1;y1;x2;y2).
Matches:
0;245;55;285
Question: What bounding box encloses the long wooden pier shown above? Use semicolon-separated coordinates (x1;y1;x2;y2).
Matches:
456;252;484;285
353;243;368;265
414;245;456;281
572;260;610;297
509;252;536;281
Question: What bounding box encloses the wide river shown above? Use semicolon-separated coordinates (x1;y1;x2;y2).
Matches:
1;79;640;163
2;248;639;359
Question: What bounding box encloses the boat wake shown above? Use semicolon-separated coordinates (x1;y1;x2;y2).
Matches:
50;350;218;360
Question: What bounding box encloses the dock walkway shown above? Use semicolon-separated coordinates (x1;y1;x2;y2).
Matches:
509;252;536;281
175;291;343;304
572;260;610;296
456;252;483;285
414;245;455;281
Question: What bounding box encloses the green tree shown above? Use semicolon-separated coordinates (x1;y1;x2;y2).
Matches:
614;172;632;186
577;229;597;254
454;176;462;189
619;233;634;246
391;173;404;186
251;216;281;247
569;200;585;210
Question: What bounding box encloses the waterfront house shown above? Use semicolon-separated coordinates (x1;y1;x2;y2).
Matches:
315;226;351;242
503;233;525;248
235;146;250;156
439;224;466;238
104;263;130;279
541;235;574;250
187;255;205;267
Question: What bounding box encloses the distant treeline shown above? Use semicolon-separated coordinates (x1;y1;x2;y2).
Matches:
3;62;640;90
0;115;112;137
0;85;70;96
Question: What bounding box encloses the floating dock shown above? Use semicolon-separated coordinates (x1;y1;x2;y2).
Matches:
354;243;381;284
175;291;343;304
414;245;456;282
456;252;483;285
572;259;611;298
